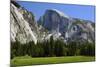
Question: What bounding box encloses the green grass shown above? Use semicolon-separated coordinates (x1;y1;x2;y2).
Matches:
11;56;95;66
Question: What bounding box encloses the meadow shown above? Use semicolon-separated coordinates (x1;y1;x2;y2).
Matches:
11;56;95;66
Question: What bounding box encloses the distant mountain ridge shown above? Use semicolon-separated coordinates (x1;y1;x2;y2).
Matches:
11;1;95;44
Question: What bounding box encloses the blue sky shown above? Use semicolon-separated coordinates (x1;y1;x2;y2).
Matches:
17;1;95;22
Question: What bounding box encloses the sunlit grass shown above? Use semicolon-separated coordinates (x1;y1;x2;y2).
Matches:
11;56;95;66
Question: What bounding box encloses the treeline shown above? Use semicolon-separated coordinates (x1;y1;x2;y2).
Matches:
11;36;95;59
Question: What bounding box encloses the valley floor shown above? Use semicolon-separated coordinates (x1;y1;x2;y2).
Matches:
11;56;95;66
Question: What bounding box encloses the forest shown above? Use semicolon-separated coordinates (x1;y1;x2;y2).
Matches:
11;36;95;59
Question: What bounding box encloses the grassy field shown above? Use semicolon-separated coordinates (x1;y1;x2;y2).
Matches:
11;56;95;66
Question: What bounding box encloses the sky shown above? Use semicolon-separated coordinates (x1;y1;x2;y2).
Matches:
17;1;95;22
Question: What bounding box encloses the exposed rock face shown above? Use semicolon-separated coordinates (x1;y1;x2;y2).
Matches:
11;1;95;44
38;9;95;43
11;1;38;44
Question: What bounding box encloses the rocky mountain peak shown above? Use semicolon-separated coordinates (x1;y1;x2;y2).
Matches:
38;9;95;43
45;9;69;18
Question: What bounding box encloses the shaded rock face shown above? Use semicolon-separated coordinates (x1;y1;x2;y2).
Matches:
38;9;95;43
38;9;70;33
11;1;38;44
